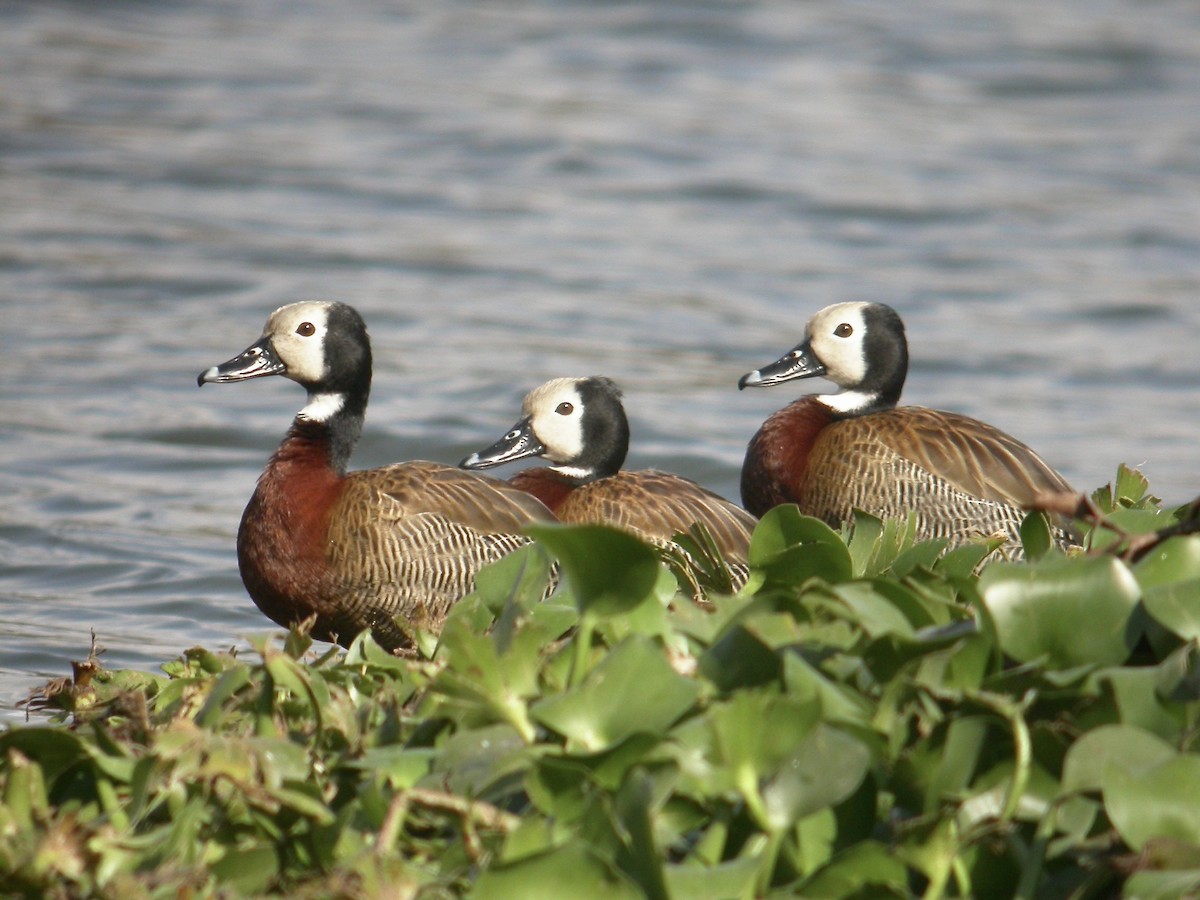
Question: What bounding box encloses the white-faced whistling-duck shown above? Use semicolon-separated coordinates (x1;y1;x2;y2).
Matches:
738;301;1079;551
461;376;757;587
198;300;556;652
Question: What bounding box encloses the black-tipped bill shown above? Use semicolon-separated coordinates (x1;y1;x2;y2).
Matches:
197;337;285;387
737;340;827;390
460;418;545;470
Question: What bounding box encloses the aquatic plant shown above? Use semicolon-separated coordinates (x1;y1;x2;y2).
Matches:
3;465;1198;898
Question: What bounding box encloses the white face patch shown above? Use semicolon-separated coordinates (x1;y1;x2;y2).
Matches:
522;377;587;465
262;301;335;385
298;392;346;422
805;301;871;389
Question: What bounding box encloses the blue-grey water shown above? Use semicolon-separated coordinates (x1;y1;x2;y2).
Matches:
3;0;1198;720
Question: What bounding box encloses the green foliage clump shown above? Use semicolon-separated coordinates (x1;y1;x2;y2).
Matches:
3;465;1200;898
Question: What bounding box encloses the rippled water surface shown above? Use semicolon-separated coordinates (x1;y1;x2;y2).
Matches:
3;0;1199;718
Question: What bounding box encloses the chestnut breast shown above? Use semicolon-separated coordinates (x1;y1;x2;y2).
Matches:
237;430;347;643
740;396;834;519
509;467;579;514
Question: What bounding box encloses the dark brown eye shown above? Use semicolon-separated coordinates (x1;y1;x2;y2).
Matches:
297;322;316;337
834;323;853;338
555;402;574;415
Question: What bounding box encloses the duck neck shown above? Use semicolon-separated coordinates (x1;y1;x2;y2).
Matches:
290;388;366;476
548;463;603;485
818;388;895;419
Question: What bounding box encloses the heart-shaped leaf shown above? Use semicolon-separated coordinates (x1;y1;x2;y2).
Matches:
1060;724;1177;795
532;636;699;752
1104;755;1200;851
980;556;1141;668
748;505;853;585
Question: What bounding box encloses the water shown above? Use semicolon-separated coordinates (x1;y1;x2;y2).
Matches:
3;0;1198;719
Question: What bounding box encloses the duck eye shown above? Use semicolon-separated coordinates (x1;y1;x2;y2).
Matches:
555;402;574;415
834;323;853;338
296;322;316;337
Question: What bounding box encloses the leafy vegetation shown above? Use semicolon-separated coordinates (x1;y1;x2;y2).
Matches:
4;465;1199;898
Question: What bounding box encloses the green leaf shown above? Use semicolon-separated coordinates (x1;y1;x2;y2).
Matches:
708;691;821;780
612;769;669;900
782;652;872;728
1156;641;1200;705
2;747;49;829
889;538;950;579
1133;536;1200;589
699;624;782;692
1060;725;1177;795
799;840;910;897
1104;755;1200;851
210;844;279;893
1142;578;1200;641
911;628;991;692
703;690;833;831
664;855;763;900
264;651;323;729
1133;535;1200;645
274;784;336;824
1115;463;1152;505
1106;507;1174;538
1123;869;1200;900
935;543;995;580
794;808;837;877
433;724;528;798
847;511;885;576
532;636;699;752
527;523;662;617
1094;666;1188;741
0;728;87;783
979;556;1141;668
829;581;917;639
855;512;928;577
347;746;436;789
748;505;853;585
472;542;558;614
193;667;252;729
433;615;543;742
760;724;871;830
1019;511;1053;561
749;505;844;561
473;841;643;900
923;716;990;809
341;629;412;671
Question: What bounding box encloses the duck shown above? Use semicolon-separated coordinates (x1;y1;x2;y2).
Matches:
737;301;1079;550
460;376;757;589
198;300;557;653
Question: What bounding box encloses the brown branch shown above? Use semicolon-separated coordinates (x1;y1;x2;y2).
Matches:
1028;491;1200;563
374;787;520;862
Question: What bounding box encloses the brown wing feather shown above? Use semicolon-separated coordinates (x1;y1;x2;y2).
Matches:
795;407;1077;548
325;461;555;645
557;470;756;563
847;407;1073;505
362;460;557;529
